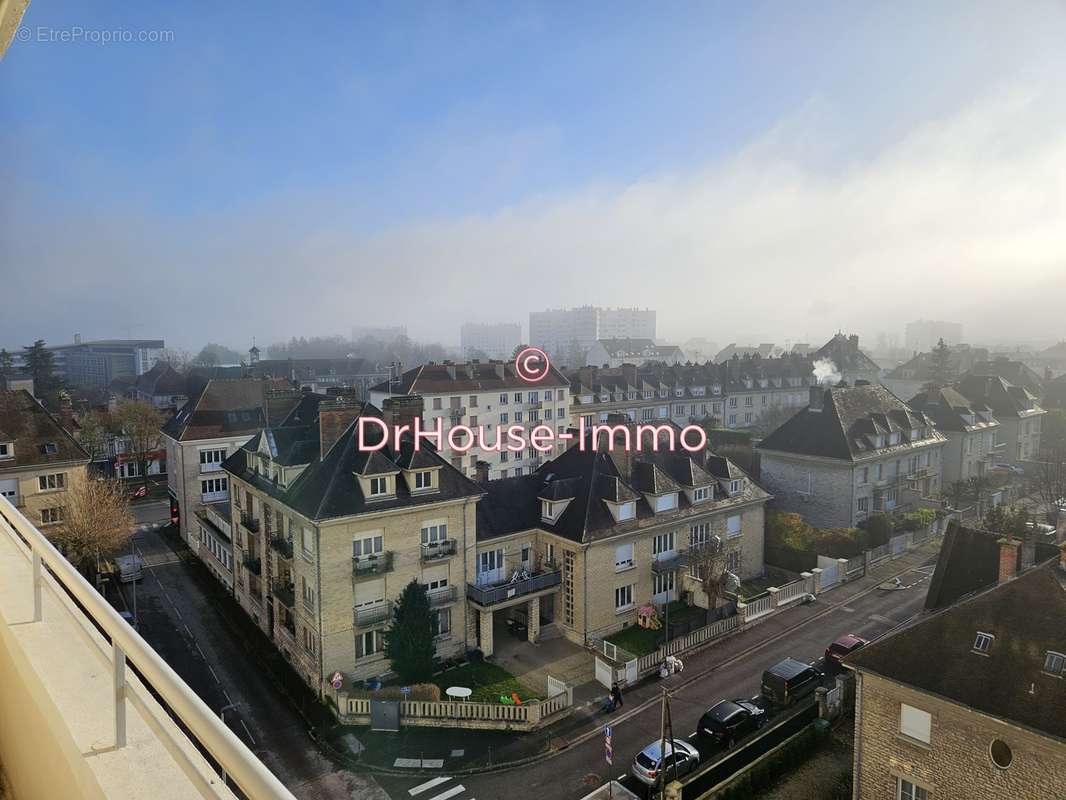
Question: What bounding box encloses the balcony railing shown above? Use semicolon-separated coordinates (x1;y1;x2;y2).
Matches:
269;536;293;559
466;569;562;607
243;554;262;575
271;580;295;609
651;551;686;574
239;511;260;533
420;539;457;561
354;602;392;627
0;495;296;800
352;551;394;579
426;585;458;607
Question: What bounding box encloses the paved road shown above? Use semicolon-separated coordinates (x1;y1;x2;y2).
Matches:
376;561;937;800
116;521;388;800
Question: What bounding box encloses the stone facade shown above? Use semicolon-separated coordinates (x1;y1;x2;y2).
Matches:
0;462;88;529
853;671;1066;800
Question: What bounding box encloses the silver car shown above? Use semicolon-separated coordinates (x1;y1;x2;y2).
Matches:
630;738;701;787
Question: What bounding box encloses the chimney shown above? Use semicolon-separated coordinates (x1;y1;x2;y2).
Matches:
495;361;506;379
319;397;363;458
474;460;490;484
848;334;859;350
265;387;302;425
997;537;1021;583
621;363;637;387
809;385;826;413
382;394;423;432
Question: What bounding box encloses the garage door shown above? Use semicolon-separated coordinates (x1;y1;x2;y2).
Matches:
0;479;17;504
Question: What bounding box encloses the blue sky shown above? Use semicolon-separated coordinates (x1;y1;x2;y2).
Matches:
3;2;1066;351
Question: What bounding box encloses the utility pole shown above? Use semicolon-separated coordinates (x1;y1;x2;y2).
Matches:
658;688;676;800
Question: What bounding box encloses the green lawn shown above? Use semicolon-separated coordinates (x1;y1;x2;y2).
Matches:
738;576;776;600
606;624;660;656
433;661;538;703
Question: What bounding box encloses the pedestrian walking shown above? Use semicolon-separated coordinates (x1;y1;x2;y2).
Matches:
610;682;624;709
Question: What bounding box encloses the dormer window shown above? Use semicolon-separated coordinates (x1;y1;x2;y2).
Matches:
693;486;711;502
412;470;435;492
653;493;678;512
729;479;741;495
911;428;923;440
888;432;900;446
873;435;885;449
1043;651;1065;676
0;442;11;459
368;476;389;497
40;442;58;455
616;501;636;521
973;632;994;654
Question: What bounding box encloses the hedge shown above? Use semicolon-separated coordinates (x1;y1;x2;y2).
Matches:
712;721;830;800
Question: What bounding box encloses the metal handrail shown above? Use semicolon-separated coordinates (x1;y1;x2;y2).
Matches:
0;495;296;800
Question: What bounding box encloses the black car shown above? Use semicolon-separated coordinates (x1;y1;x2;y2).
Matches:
697;699;766;747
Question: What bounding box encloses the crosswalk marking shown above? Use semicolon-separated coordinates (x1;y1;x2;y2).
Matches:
427;786;465;800
409;777;451;796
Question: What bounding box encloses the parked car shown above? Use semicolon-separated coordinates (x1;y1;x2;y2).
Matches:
697;699;766;748
761;658;822;707
115;554;143;583
630;739;701;787
825;634;869;668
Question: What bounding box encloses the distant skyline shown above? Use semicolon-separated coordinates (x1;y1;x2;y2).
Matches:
3;2;1066;351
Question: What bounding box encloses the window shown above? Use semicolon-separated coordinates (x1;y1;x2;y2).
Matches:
368;476;388;496
41;442;58;454
499;393;508;404
353;534;384;558
414;471;433;490
616;501;635;520
859;467;869;484
693;486;710;502
653;571;675;596
728;414;736;426
544;408;552;420
432;397;442;410
654;493;677;512
38;473;65;491
615;584;634;611
614;543;634;571
899;704;931;744
299;527;314;558
469;395;478;408
726;550;741;572
1043;650;1065;676
543;390;552;401
301;577;315;610
875;463;883;480
896;778;930;800
514;411;523;423
990;739;1012;769
356;630;379;659
653;531;675;555
728;397;738;408
729;479;741;494
201;477;227;499
499;412;509;424
514;467;523;476
973;631;994;654
421;522;447;544
41;507;65;525
199;448;226;470
857;497;869;513
744;412;752;424
500;451;508;462
690;523;709;546
432;608;451;637
514;392;522;403
557;389;564;401
744;396;753;406
302;627;317;655
0;443;10;459
727;514;742;538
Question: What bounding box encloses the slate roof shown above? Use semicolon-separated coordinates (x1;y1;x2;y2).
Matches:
136;361;187;397
954;374;1043;420
161;378;297;442
814;333;881;374
0;389;90;469
907;386;999;433
757;384;943;461
594;339;684;359
476;420;769;544
223;402;483;523
370;360;569;395
849;557;1066;742
968;359;1045;397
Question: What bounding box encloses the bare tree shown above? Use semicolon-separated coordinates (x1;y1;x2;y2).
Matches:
944;479;969;513
113;400;166;490
1028;445;1066;529
159;347;191;371
49;477;133;575
687;535;733;610
77;409;115;464
968;474;991;518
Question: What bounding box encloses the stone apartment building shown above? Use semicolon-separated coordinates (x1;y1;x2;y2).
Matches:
529;306;656;361
368;360;571;481
567;354;817;433
847;539;1066;800
757;384;946;529
815;333;883;386
584;339;685;369
907;387;1002;485
954;374;1045;464
222;395;484;694
0;389;90;529
161;378;303;588
472;420;770;652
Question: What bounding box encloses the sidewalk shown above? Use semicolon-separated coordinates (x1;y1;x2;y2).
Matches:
340;540;940;774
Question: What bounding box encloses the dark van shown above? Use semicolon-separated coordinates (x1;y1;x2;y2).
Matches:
760;658;821;707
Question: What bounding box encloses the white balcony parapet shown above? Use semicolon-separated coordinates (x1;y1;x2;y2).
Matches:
0;495;296;800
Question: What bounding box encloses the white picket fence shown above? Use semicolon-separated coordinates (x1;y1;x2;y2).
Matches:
744;594;773;619
776;578;808;606
635;613;741;675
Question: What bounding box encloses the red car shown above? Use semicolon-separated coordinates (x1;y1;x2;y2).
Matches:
825;634;869;667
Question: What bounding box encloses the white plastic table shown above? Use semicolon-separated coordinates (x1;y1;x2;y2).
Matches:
446;686;472;701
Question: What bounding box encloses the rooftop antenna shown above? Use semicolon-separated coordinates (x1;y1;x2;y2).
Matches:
388;361;403;391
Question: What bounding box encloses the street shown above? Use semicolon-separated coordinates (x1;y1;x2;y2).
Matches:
116;500;388;800
374;559;937;800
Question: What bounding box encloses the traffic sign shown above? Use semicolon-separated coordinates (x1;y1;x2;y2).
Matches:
330;671;343;690
604;724;613;765
400;686;412;695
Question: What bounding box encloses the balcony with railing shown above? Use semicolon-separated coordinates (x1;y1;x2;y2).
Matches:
466;569;562;607
269;536;294;560
203;502;233;539
353;602;392;627
239;511;260;533
420;539;457;561
651;550;686;574
352;551;394;579
243;553;262;575
426;585;458;607
271;579;295;609
0;495;295;800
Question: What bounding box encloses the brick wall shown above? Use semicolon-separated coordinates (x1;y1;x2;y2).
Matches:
855;672;1066;800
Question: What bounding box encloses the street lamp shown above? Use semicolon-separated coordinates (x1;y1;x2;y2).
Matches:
219;703;239;785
